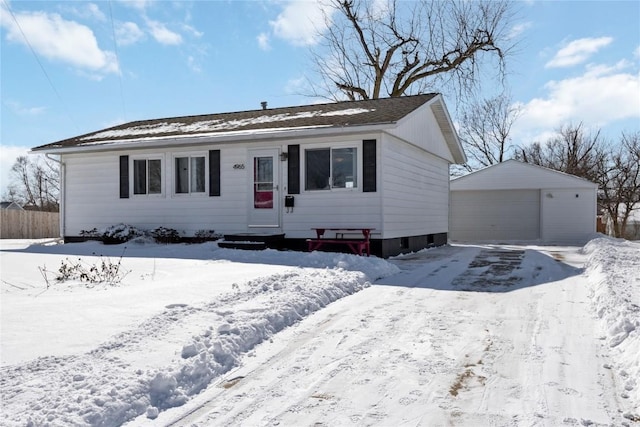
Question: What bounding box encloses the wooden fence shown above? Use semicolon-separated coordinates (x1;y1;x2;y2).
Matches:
0;210;60;239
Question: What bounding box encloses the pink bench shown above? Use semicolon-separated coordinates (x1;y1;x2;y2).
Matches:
307;228;373;256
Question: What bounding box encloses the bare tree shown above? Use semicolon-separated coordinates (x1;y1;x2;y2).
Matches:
310;0;517;101
516;122;606;182
5;155;60;212
597;132;640;239
458;92;521;170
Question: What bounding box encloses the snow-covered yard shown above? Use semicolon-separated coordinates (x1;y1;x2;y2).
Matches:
1;237;638;426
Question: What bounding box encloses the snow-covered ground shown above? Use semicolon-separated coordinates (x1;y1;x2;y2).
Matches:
1;237;638;426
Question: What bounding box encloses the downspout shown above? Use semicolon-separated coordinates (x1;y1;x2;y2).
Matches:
45;153;65;240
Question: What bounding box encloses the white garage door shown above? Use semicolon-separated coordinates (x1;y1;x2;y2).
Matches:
450;190;540;241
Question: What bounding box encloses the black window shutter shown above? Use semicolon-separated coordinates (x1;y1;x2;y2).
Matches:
119;155;129;198
363;139;376;192
287;144;300;194
209;150;221;197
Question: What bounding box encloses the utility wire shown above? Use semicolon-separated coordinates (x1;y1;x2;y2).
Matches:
2;0;78;134
108;0;127;122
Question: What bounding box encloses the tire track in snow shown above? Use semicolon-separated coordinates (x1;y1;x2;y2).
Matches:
158;245;623;427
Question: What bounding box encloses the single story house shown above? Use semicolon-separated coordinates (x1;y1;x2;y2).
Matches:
31;94;466;257
449;160;598;244
0;202;24;210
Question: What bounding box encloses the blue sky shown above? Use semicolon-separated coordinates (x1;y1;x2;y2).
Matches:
1;0;639;194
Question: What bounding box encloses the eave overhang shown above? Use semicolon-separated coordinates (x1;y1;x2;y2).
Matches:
30;122;396;155
426;95;466;164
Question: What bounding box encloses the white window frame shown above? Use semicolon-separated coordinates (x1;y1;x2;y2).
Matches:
302;142;360;192
172;152;208;197
130;155;164;197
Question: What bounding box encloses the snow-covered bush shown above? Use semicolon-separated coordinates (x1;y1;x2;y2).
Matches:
79;228;100;238
193;229;222;243
151;227;181;244
101;224;143;244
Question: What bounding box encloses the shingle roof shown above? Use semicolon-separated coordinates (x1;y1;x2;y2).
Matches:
32;94;438;151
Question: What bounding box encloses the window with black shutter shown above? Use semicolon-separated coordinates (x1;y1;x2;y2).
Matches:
209;150;221;196
362;139;376;192
287;144;300;194
119;155;129;199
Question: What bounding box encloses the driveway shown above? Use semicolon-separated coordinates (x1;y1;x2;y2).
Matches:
149;244;620;427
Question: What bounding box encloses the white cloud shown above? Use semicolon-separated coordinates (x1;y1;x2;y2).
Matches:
269;1;333;46
257;32;270;51
583;59;632;78
545;36;613;68
509;22;532;39
81;3;106;22
115;21;145;46
187;56;201;73
122;0;152;12
181;23;203;38
0;7;119;75
284;76;308;95
5;100;46;116
64;3;106;22
86;3;106;21
146;18;182;45
370;0;391;20
513;64;640;143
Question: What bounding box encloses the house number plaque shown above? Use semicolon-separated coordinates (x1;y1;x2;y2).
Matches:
233;164;245;170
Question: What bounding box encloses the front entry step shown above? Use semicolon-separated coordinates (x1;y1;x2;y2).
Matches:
218;233;285;251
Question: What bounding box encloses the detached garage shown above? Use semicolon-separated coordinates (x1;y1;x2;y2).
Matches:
450;160;598;243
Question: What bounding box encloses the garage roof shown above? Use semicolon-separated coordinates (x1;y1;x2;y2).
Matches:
451;160;598;191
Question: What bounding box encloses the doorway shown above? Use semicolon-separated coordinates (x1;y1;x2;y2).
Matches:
248;149;280;228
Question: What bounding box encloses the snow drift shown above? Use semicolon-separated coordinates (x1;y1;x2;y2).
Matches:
583;237;640;418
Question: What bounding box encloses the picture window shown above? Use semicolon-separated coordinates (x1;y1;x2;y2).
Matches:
305;147;357;191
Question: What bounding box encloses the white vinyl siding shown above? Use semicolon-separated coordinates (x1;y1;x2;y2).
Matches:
61;147;248;237
61;127;456;242
541;188;596;242
380;134;450;239
450;190;540;241
281;136;382;239
387;101;457;163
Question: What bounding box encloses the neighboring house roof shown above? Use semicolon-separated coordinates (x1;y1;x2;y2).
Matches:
30;94;464;163
0;201;24;210
451;159;598;191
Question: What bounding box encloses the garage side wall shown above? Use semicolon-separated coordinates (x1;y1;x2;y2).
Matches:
541;188;596;243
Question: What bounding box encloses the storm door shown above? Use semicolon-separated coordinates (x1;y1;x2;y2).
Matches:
248;149;280;228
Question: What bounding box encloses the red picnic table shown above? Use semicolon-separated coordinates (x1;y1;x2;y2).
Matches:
307;228;374;256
